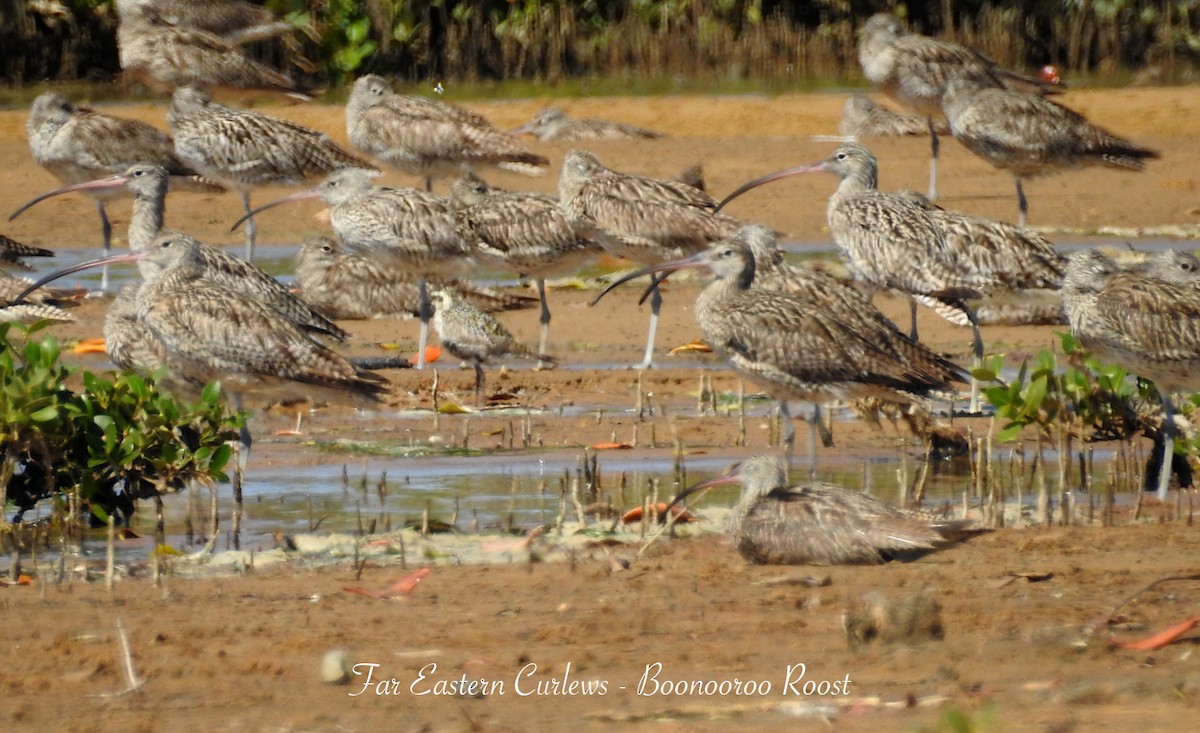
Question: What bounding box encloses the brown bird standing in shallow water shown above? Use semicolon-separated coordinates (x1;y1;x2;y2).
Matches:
592;238;965;467
667;455;979;565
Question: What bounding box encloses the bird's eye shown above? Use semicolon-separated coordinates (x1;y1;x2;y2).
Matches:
837;152;848;160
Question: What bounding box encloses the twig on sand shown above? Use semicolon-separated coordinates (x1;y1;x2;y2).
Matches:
1097;572;1200;627
93;618;144;697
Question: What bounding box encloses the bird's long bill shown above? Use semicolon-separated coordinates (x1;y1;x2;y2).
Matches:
13;250;147;303
715;162;827;212
663;471;742;516
9;174;129;222
229;190;321;232
510;121;535;136
588;250;712;308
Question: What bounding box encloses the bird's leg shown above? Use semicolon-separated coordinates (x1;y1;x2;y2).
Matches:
240;191;257;261
811;402;834;448
1015;176;1028;229
415;276;432;369
535;277;552;369
966;306;984;414
637;274;663;370
230;394;252;552
424;177;434;193
927;117;940;201
96;200;112;293
1156;392;1176;501
473;363;485;406
908;297;920;342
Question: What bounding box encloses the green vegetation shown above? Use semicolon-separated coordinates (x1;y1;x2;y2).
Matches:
0;322;243;528
3;1;1198;89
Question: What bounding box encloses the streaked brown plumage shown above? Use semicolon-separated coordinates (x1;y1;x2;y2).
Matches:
0;300;75;325
116;1;296;92
431;289;554;403
13;163;347;342
168;86;374;259
131;232;387;403
450;172;602;360
858;12;1061;199
1063;249;1200;499
669;456;977;565
839;94;950;138
512;107;663;142
560;149;740;368
942;78;1159;227
594;238;966;464
0;269;81;307
235;167;473;368
294;236;534;321
0;234;53;271
23;91;218;289
117;0;292;45
346;74;548;191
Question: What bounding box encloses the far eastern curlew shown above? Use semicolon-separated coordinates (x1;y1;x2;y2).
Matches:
839;94;950;138
592;238;966;468
345;74;548;192
115;0;297;93
858;12;1062;200
667;455;978;565
294;235;535;321
233;167;473;368
1063;249;1200;500
12;162;347;342
562;149;740;369
117;0;293;45
716;143;999;408
450;172;602;365
23;91;219;290
431;288;555;404
168;86;374;260
941;78;1159;227
512;107;663;142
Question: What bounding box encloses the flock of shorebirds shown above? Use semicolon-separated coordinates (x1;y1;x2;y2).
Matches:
1;1;1192;564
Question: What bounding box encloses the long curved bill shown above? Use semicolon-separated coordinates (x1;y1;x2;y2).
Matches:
662;467;743;517
588;249;712;308
229;189;322;232
9;174;130;222
13;250;147;304
510;121;535;137
715;162;828;213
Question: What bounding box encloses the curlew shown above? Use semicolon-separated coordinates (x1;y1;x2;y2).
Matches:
23;91;220;290
12;162;347;342
562;149;740;369
592;238;965;467
345;74;548;192
21;232;390;482
431;288;554;404
1063;249;1200;500
942;79;1159;227
115;0;297;93
858;12;1061;200
0;234;53;271
512;107;663;142
116;0;293;45
716;143;1000;407
168;86;374;260
667;455;977;565
294;235;535;321
839;94;950;138
450;172;602;365
233;167;473;368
